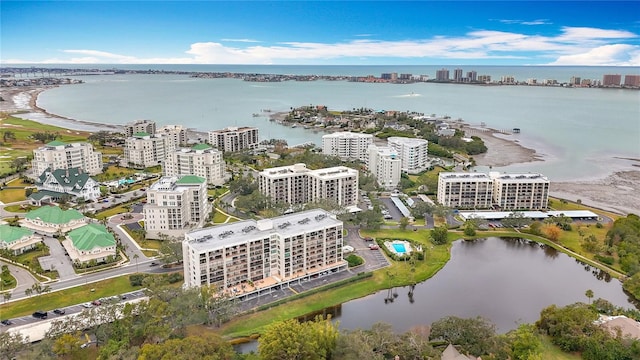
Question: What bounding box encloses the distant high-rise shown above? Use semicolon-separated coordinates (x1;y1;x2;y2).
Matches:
624;74;640;87
208;126;259;152
466;71;477;82
453;68;463;82
602;74;622;87
124;120;156;137
436;68;450;81
569;76;581;85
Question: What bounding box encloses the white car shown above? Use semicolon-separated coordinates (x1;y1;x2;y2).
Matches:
82;303;92;308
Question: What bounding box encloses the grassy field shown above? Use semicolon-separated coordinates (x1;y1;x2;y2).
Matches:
0;276;143;319
0;116;93;177
0;188;28;203
539;335;583;359
94;165;138;182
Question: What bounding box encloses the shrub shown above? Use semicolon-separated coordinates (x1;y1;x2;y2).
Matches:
129;274;145;286
345;254;364;267
594;254;614;265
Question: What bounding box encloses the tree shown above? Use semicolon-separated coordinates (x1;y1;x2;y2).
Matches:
542;224;562;242
536;303;600;352
431;225;448;245
508;324;543;360
52;332;83;357
259;316;339;360
0;331;29;360
410;200;434;219
399;217;409;230
3;291;11;303
138;333;235;360
430;316;500;357
356;209;384;231
199;285;238;327
585;289;594;304
502;211;532;229
10;157;28;173
24;287;33;297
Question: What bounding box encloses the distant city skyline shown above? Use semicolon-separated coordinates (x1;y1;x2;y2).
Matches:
1;1;639;66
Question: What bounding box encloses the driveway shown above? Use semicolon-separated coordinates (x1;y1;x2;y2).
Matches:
39;236;77;280
344;226;390;272
0;260;38;299
380;197;404;221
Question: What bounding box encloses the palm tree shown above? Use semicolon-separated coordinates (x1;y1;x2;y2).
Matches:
585;289;594;304
133;254;139;273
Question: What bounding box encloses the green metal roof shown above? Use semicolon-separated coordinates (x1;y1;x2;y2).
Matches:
36;167;94;190
46;140;67;146
191;143;212;150
25;206;84;224
68;223;116;251
0;225;34;244
133;132;150;137
176;175;205;184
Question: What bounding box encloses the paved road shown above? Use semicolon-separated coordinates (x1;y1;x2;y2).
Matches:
344;226;390;272
380;197;403;221
39;236;77;280
0;260;37;300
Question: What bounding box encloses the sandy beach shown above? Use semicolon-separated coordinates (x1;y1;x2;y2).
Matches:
2;86;639;215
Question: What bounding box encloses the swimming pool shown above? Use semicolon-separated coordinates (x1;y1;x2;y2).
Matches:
392;243;407;253
118;179;135;185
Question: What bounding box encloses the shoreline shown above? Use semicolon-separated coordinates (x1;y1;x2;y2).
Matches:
2;86;639;215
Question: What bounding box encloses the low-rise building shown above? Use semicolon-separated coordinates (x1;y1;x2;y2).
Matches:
368;145;402;189
63;223;117;265
387;136;429;174
0;225;43;255
31;141;103;177
208;126;259;152
258;163;359;210
162;144;227;186
183;209;347;296
20;206;88;236
143;175;211;239
437;172;494;209
490;172;550;210
322;131;373;162
33;167;101;202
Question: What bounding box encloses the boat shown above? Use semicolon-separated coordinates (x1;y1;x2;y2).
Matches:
252;113;260;117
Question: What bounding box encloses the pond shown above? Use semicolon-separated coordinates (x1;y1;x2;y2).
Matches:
338;237;638;333
235;237;638;353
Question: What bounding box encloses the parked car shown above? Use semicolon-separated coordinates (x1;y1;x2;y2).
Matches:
1;319;13;326
149;262;159;267
32;310;48;319
82;302;92;308
91;300;102;306
53;309;65;315
363;237;374;242
369;244;380;250
121;294;127;300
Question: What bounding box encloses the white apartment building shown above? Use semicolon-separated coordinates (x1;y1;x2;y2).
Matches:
490;172;550;210
163;144;227;186
322;131;374;162
182;209;347;296
31;141;103;177
387;137;429;174
258;164;359;210
437;172;494;209
368;145;402;190
158;124;188;147
208;126;259;152
124;119;156;137
143;175;211;239
123;132;178;168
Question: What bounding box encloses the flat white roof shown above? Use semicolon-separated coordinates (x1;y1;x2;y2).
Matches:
439;172;491;180
185;209;342;251
458;210;599;220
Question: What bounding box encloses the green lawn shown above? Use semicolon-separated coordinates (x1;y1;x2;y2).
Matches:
0;276;143;319
539;335;583;359
1;272;17;290
94;165;138;182
0;187;28;203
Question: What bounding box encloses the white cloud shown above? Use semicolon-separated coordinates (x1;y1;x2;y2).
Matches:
549;44;640;66
219;38;261;43
4;26;638;65
497;19;552;26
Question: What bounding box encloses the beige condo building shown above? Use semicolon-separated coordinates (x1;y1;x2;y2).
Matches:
322;131;374;162
208;126;259;152
182;209;347;296
368;145;402;190
490;172;550;210
163;144;227;186
437;172;494;209
258;164;359;210
387;136;429;174
123;132;178;168
31;140;103;177
143;175;211;239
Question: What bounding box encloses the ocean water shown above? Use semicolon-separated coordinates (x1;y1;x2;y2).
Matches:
20;65;640;182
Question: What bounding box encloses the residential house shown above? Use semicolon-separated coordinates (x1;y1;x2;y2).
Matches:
63;223;117;265
20;206;87;236
33;167;101;203
0;225;43;255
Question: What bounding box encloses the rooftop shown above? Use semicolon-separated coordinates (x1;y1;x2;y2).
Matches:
175;175;206;184
68;223;116;251
25;206;85;225
185;209;342;251
0;225;34;244
191;143;212;151
46;140;67;147
458;210;599;220
323;131;373;139
439;172;491;180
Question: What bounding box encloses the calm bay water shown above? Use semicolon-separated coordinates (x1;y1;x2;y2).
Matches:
19;65;640;181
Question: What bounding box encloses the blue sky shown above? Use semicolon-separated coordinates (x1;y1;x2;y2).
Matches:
2;1;639;65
